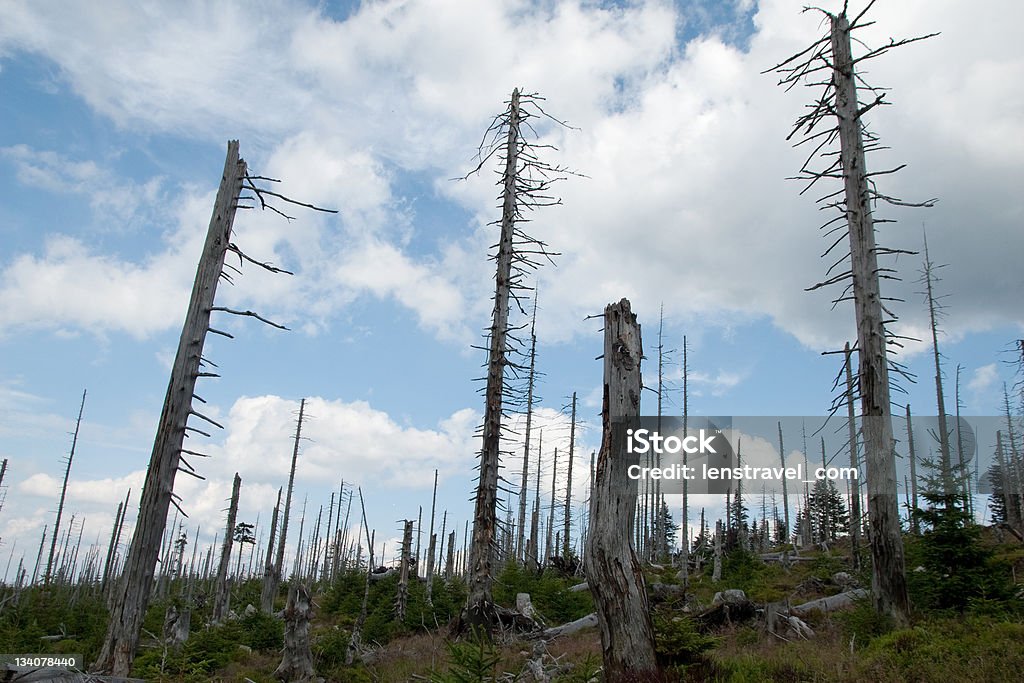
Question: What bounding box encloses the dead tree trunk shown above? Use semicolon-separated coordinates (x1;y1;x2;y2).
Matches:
212;473;241;623
906;404;920;533
679;336;690;586
94;143;245;675
347;527;373;666
463;89;521;634
769;6;933;627
712;520;723;583
261;487;282;613
46;389;86;584
425;470;438;605
275;583;316;683
545;447;558;564
563;392;576;558
922;235;954;498
777;422;790;545
396;520;413;622
831;13;910;624
845;343;863;564
274;398;306;590
584;299;657;681
517;295;539;563
527;431;543;572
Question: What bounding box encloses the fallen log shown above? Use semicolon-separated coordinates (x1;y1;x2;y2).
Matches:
540;612;598;639
1;666;143;682
566;582;590;593
790;589;868;616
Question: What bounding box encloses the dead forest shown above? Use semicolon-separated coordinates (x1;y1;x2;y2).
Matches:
1;4;1023;683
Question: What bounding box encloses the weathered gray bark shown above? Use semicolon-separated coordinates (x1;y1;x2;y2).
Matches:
923;236;954;497
583;299;657;681
845;343;863;563
261;487;282;613
275;583;317;682
396;520;413;622
680;336;690;586
425;469;438;605
463;88;521;633
563;392;576;558
346;529;373;666
831;14;909;625
712;520;722;583
545;447;558;563
46;389;86;584
906;404;920;533
274;398;306;592
777;422;790;544
212;473;241;623
94;142;245;675
101;502;123;595
518;296;539;563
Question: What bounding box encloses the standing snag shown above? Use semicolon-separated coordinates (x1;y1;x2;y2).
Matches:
767;4;937;626
584;299;658;681
459;88;574;634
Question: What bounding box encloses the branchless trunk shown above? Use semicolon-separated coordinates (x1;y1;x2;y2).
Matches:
584;299;657;681
212;473;241;623
94;142;245;675
261;487;282;613
518;296;539;563
563;392;576;558
46;389;86;584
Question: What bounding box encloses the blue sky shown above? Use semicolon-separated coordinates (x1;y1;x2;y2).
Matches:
0;0;1021;575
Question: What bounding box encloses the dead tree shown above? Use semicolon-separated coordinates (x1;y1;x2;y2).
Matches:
261;487;283;613
921;233;955;500
94;142;331;674
45;389;86;584
460;89;573;633
545;447;558;564
777;422;791;545
212;473;241;623
101;501;124;595
768;3;936;626
563;392;577;558
396;520;413;622
425;469;438;605
844;343;864;561
517;294;540;563
275;583;317;683
679;336;690;586
584;299;657;680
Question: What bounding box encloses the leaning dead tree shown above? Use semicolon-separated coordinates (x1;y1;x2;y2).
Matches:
584;299;658;680
94;141;333;675
459;88;575;633
45;389;86;584
768;2;936;626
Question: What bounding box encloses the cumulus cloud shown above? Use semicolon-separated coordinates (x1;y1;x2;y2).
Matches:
1;0;1020;350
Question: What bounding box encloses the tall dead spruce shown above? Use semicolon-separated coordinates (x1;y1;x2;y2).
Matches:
458;89;575;634
93;141;334;675
768;3;936;625
584;299;658;680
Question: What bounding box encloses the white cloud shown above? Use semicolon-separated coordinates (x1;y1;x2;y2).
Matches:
0;0;1020;353
967;363;999;399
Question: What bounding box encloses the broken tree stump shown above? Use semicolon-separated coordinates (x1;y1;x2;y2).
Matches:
274;583;320;683
584;299;658;681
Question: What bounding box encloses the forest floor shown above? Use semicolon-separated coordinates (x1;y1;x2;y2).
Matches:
2;529;1022;682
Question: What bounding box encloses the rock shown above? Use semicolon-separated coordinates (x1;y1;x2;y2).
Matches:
244;603;257;616
832;571;853;587
649;582;684;603
711;589;748;607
